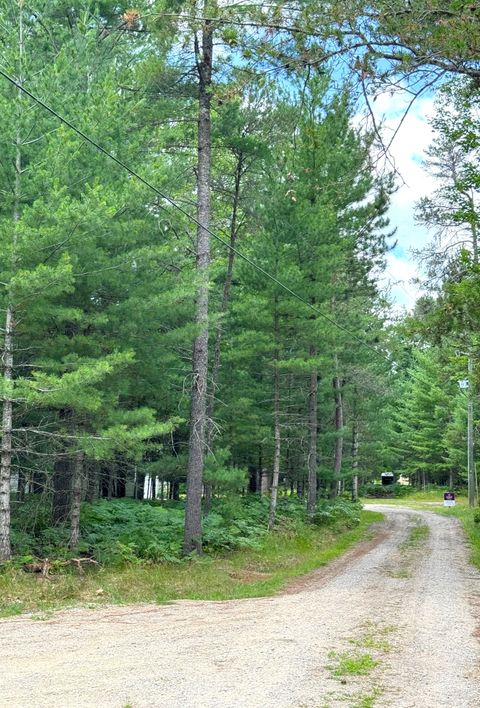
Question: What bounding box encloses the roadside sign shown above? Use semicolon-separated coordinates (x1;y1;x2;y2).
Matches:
444;492;456;507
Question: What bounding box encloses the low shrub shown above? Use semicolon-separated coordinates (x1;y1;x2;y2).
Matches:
311;499;362;528
359;482;413;498
9;494;366;565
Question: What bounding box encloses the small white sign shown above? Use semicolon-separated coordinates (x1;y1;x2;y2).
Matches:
443;499;456;507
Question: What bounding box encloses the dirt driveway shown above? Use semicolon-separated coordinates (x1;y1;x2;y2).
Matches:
1;505;479;707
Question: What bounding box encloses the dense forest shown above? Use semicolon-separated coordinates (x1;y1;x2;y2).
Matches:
0;0;479;563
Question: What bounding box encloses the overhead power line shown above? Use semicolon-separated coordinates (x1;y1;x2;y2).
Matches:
0;67;387;359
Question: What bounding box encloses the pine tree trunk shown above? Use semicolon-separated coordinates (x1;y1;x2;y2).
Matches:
17;469;25;502
52;457;72;525
268;305;281;529
69;451;84;549
351;420;359;501
172;479;180;501
331;368;344;499
184;18;213;555
297;477;304;498
0;306;14;560
268;387;281;529
0;7;23;561
248;465;258;493
208;154;243;412
32;472;45;494
469;194;478;265
260;469;270;495
307;352;318;516
204;153;244;513
107;466;113;500
256;447;262;493
86;460;99;503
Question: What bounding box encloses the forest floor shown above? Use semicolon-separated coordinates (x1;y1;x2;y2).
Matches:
1;505;479;707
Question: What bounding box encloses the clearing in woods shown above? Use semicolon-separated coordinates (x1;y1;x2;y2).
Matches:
0;505;479;707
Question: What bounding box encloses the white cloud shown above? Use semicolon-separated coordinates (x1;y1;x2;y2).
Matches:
362;90;439;308
381;253;425;310
376;93;437;209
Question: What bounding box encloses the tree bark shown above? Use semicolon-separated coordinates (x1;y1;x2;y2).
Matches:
69;451;84;549
248;465;258;493
468;192;478;265
107;464;113;500
351;419;359;501
0;5;23;561
171;479;180;501
204;153;245;514
268;303;281;530
85;460;99;503
52;457;72;525
331;366;344;499
0;306;15;560
260;469;270;495
183;17;213;555
307;350;318;516
134;472;145;500
16;468;25;502
32;472;45;495
297;477;304;498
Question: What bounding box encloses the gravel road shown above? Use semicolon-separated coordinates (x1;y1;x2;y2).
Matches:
1;505;479;707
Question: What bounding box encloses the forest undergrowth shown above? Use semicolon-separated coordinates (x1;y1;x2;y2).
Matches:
0;497;381;617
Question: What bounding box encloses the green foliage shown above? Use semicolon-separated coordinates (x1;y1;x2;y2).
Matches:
10;495;366;565
360;483;413;498
328;650;379;677
203;448;247;493
1;0;462;568
311;499;362;527
0;509;383;617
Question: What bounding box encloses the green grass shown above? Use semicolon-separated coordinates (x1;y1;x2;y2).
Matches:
349;623;396;652
350;687;383;708
432;505;480;569
327;622;394;707
365;490;480;571
361;488;468;507
327;650;379;677
0;510;383;617
399;521;429;550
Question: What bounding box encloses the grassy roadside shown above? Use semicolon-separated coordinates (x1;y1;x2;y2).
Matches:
435;505;480;570
361;489;468;507
0;510;383;618
362;490;480;570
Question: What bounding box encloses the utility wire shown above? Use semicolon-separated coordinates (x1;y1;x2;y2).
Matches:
0;66;387;358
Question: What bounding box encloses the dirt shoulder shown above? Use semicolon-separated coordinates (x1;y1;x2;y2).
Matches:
1;506;479;707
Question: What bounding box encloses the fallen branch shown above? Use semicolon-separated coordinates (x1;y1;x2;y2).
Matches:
23;558;51;578
22;557;99;577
